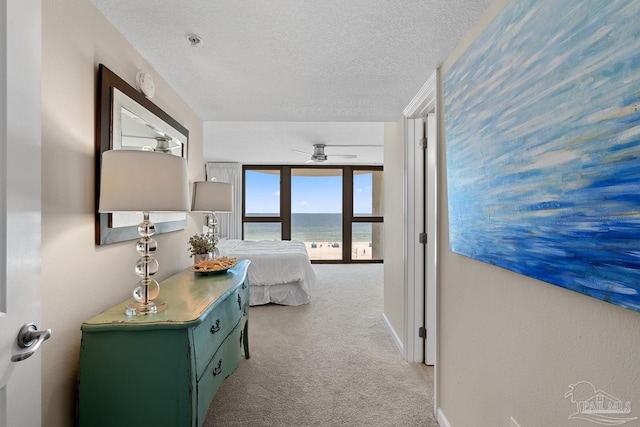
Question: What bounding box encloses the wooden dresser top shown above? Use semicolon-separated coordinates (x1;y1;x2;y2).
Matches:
82;259;250;331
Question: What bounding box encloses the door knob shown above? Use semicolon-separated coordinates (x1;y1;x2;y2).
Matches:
11;323;52;362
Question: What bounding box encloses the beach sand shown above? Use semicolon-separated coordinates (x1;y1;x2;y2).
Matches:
303;241;373;260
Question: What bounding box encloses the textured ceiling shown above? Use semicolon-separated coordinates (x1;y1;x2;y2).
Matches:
90;0;494;122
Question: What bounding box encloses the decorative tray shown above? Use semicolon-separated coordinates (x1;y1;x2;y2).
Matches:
191;257;238;274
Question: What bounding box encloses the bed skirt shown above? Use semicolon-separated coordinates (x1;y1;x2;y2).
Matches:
250;282;310;306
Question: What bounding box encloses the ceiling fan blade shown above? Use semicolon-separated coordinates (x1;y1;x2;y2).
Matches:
291;148;312;155
122;134;158;140
328;154;357;159
323;144;383;148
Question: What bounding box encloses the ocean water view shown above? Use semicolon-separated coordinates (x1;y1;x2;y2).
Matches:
244;213;375;242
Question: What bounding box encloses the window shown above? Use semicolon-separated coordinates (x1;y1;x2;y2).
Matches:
242;168;283;241
291;168;343;261
243;165;383;263
351;168;384;261
243;222;282;241
244;169;280;217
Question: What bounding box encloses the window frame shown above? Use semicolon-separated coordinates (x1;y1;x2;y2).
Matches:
242;166;288;240
242;165;383;263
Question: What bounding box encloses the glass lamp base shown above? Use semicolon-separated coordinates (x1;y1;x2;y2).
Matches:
125;298;167;316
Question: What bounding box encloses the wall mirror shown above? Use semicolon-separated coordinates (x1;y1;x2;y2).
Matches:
96;64;189;245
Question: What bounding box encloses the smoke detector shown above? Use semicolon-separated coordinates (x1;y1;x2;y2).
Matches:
186;34;202;47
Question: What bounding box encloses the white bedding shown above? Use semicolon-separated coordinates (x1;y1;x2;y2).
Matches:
217;240;316;306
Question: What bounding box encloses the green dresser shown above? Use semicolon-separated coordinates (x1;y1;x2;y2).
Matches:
77;259;250;427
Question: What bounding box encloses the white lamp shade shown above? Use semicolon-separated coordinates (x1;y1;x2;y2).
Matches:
99;150;190;212
191;181;233;212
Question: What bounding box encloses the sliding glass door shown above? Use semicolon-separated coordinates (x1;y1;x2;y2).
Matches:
291;168;343;261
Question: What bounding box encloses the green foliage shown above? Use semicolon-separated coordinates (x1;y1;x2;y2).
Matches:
188;233;215;256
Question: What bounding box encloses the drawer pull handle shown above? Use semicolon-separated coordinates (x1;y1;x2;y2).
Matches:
210;320;221;334
242;281;246;289
243;308;247;317
237;294;242;310
212;360;223;377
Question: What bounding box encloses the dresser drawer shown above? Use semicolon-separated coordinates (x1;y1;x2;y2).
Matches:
192;289;244;379
197;321;243;424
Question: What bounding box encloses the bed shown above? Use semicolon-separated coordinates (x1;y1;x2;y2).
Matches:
216;239;316;306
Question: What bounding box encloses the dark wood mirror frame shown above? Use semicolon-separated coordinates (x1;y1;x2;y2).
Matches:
95;64;189;245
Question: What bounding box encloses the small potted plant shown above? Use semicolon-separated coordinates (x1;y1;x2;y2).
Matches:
188;233;215;263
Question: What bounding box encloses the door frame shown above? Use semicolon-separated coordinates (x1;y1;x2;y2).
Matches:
402;70;438;414
425;112;437;367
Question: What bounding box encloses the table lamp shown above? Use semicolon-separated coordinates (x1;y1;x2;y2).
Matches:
99;150;190;315
191;181;233;258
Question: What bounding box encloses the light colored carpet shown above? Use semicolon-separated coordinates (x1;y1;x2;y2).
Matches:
205;264;437;427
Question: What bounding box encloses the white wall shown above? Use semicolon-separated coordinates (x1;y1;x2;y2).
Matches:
437;0;640;425
41;1;203;426
383;119;405;347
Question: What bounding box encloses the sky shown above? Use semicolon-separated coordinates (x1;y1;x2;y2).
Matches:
245;170;374;214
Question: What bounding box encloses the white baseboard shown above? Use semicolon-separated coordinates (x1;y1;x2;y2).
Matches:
437;407;451;427
382;313;403;354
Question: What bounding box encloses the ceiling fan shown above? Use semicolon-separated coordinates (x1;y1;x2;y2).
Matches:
121;108;182;153
291;144;380;163
121;134;183;153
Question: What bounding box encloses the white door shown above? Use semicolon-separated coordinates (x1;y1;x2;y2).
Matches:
0;1;44;426
424;113;437;365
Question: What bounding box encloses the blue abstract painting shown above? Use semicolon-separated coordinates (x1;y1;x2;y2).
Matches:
444;0;640;312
